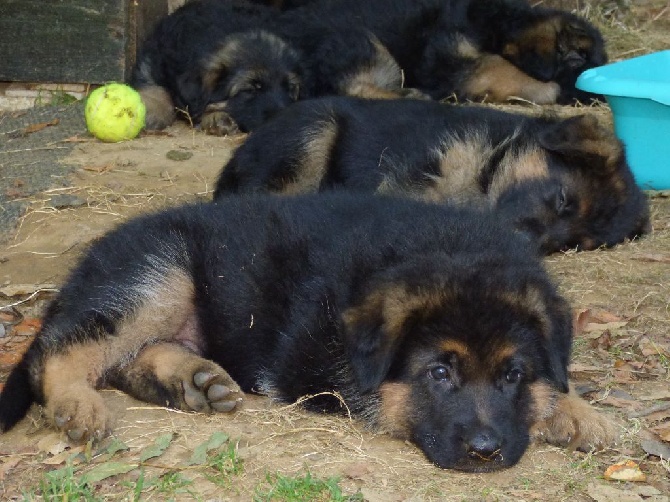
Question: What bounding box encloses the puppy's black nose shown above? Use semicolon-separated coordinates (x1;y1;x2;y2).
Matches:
466;429;502;461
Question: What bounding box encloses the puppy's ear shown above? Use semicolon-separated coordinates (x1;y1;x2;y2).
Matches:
538;115;623;173
341;284;439;394
544;295;573;393
521;284;573;393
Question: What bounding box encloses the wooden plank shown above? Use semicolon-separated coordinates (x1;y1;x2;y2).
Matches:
0;0;168;84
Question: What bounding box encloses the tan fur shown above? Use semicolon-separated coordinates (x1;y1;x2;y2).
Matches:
200;106;241;136
439;339;472;358
379;286;445;340
139;85;176;130
569;115;624;172
505;18;561;62
342;284;447;342
201;31;296;92
377;382;412;438
488;146;550;200
463;54;560;104
529;380;559;422
340;36;404;98
42;269;195;438
532;388;620;451
485;343;519;369
455;35;481;59
121;343;242;412
419;130;550;208
421;133;492;205
497;286;554;341
42;343;111;439
282;119;338;194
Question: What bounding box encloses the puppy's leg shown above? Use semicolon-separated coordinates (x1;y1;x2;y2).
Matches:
42;342;115;442
532;388;620;451
331;32;428;100
137;85;176;130
40;268;199;442
107;342;243;413
462;54;560;104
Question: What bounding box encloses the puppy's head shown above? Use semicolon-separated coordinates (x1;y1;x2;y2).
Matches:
178;30;302;131
494;115;650;253
500;12;607;103
342;254;572;471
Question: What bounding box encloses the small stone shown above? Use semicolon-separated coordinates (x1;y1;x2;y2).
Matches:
49;194;86;209
166;150;193;161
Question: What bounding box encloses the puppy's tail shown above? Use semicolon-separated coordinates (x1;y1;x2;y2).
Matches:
0;359;35;432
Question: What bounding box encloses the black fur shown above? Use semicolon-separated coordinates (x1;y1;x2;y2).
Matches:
131;0;606;132
214;97;649;254
272;0;606;103
130;0;302;131
0;194;574;471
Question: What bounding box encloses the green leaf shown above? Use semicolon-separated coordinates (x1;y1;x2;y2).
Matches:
104;437;130;457
80;462;135;485
188;431;229;465
139;433;174;463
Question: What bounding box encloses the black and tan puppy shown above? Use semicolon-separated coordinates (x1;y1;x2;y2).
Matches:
214;97;649;254
275;0;607;104
131;0;605;134
0;194;616;472
130;0;301;134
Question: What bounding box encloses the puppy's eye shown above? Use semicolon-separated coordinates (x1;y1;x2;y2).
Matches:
288;82;300;100
505;368;524;384
555;186;570;215
250;81;263;91
428;365;450;381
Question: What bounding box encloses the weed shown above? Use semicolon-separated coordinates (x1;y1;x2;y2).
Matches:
35;88;78;107
154;470;197;499
569;450;601;471
255;471;363;502
27;463;100;502
203;441;244;489
517;477;533;490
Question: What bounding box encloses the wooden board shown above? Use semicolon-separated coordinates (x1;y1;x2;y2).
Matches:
0;0;168;84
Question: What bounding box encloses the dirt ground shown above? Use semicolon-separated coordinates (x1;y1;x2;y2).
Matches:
1;1;670;500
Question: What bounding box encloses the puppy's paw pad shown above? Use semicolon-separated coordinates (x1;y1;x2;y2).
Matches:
183;371;242;413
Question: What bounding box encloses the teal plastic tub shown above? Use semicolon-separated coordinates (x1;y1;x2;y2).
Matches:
576;50;670;190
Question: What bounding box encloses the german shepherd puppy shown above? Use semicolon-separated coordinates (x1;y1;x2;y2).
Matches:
132;0;605;134
214;98;649;254
130;0;302;134
274;0;607;104
0;194;616;471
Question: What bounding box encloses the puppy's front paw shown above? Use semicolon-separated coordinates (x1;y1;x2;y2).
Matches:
200;110;241;136
524;81;560;105
533;391;620;451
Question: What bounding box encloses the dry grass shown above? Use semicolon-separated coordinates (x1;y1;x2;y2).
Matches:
1;1;669;500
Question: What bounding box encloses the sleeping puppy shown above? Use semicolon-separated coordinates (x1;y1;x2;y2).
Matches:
275;0;606;104
130;0;301;134
0;194;618;472
214;97;649;254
